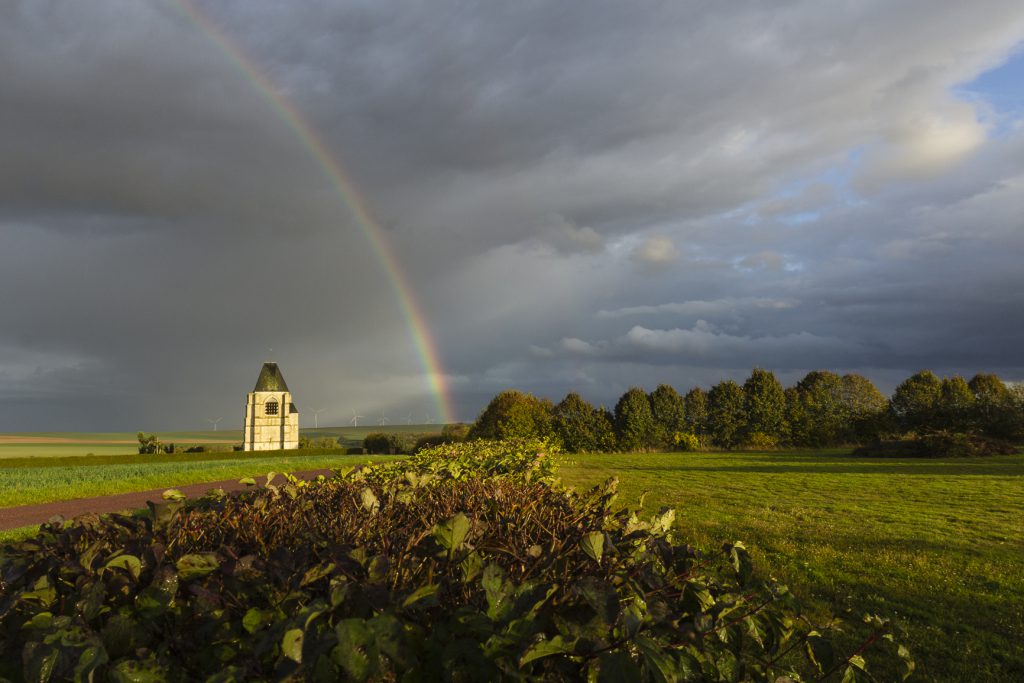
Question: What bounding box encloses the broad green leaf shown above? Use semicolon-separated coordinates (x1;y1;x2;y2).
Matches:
333;619;373;681
360;487;380;514
461;550;484;583
161;488;185;502
432;513;470;557
581;531;605;564
482;563;513;621
176;553;219;580
282;628;304;663
402;583;439;608
101;615;135;659
727;541;753;585
300;562;336;587
635;635;676;683
805;631;835;673
238;477;257;486
104;554;142;582
519;635;576;666
243;608;274;634
74;646;109;682
22;643;58;683
651;507;675;534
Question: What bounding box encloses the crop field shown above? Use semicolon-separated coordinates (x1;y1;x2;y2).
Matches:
0;425;439;459
559;451;1024;682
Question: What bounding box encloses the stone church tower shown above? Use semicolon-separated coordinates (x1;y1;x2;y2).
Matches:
242;362;299;451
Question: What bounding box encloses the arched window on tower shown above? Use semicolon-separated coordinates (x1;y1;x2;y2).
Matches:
265;399;279;416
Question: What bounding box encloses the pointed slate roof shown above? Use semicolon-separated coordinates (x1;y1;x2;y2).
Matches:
253;362;290;392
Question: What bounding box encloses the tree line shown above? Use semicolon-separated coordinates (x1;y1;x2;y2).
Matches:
464;369;1024;453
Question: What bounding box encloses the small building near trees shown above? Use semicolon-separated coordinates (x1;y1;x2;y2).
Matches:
242;362;299;451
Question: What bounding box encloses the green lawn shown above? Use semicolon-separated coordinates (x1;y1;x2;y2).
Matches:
0;450;400;508
558;451;1024;682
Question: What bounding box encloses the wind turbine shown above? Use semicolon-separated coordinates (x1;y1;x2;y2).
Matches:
423;413;434;425
350;412;363;427
206;417;223;431
311;408;326;429
406;413;413;425
378;410;389;426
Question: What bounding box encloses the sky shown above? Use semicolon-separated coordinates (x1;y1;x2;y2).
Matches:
2;0;1023;431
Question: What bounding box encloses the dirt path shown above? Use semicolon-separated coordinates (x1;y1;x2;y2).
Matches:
0;469;335;532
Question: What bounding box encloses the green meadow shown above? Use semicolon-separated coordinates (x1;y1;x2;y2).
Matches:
558;451;1024;682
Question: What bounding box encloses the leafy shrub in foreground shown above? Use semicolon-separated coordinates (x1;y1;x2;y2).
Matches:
0;440;912;681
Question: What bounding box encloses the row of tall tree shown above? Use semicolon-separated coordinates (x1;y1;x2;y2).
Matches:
466;369;1023;452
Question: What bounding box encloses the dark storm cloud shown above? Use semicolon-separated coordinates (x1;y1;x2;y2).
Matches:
1;0;1023;429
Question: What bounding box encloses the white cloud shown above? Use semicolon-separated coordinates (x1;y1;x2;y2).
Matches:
560;337;599;355
858;101;988;189
631;235;680;267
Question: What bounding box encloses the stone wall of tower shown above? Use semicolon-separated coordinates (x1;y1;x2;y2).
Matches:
242;391;299;451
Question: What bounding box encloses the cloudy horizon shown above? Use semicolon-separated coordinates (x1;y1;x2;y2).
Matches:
2;0;1023;431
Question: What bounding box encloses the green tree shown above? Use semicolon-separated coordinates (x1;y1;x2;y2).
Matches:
968;373;1014;437
707;380;746;449
649;384;686;449
840;373;889;442
788;371;846;446
553;392;610;453
441;423;470;442
467;390;554;440
742;368;786;442
683;387;709;436
137;432;162;455
937;376;975;432
890;370;942;432
593;407;618;452
614;387;655;452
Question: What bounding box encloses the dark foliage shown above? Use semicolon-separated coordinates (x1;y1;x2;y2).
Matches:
853;432;1018;458
0;441;911;682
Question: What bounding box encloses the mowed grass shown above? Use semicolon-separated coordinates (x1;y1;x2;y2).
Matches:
0;450;400;509
558;451;1024;682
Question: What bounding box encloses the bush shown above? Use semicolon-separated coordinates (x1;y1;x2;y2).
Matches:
136;432;161;455
440;423;470;442
363;432;398;454
853;432;1018;458
742;431;780;450
0;439;911;681
184;445;206;453
672;431;701;451
412;433;446;453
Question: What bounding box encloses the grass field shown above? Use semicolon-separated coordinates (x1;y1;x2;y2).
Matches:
558;451;1024;682
0;450;400;508
0;425;442;459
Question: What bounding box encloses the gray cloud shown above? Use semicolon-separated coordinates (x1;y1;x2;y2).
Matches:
2;0;1024;429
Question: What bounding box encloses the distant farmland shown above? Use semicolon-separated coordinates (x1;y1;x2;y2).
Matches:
0;425;440;459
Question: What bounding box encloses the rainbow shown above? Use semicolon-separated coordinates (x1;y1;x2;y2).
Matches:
173;1;455;424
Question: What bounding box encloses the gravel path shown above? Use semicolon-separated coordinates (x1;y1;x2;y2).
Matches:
0;469;335;531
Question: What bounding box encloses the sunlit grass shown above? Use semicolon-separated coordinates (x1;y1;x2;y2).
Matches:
558;451;1024;682
0;451;400;508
